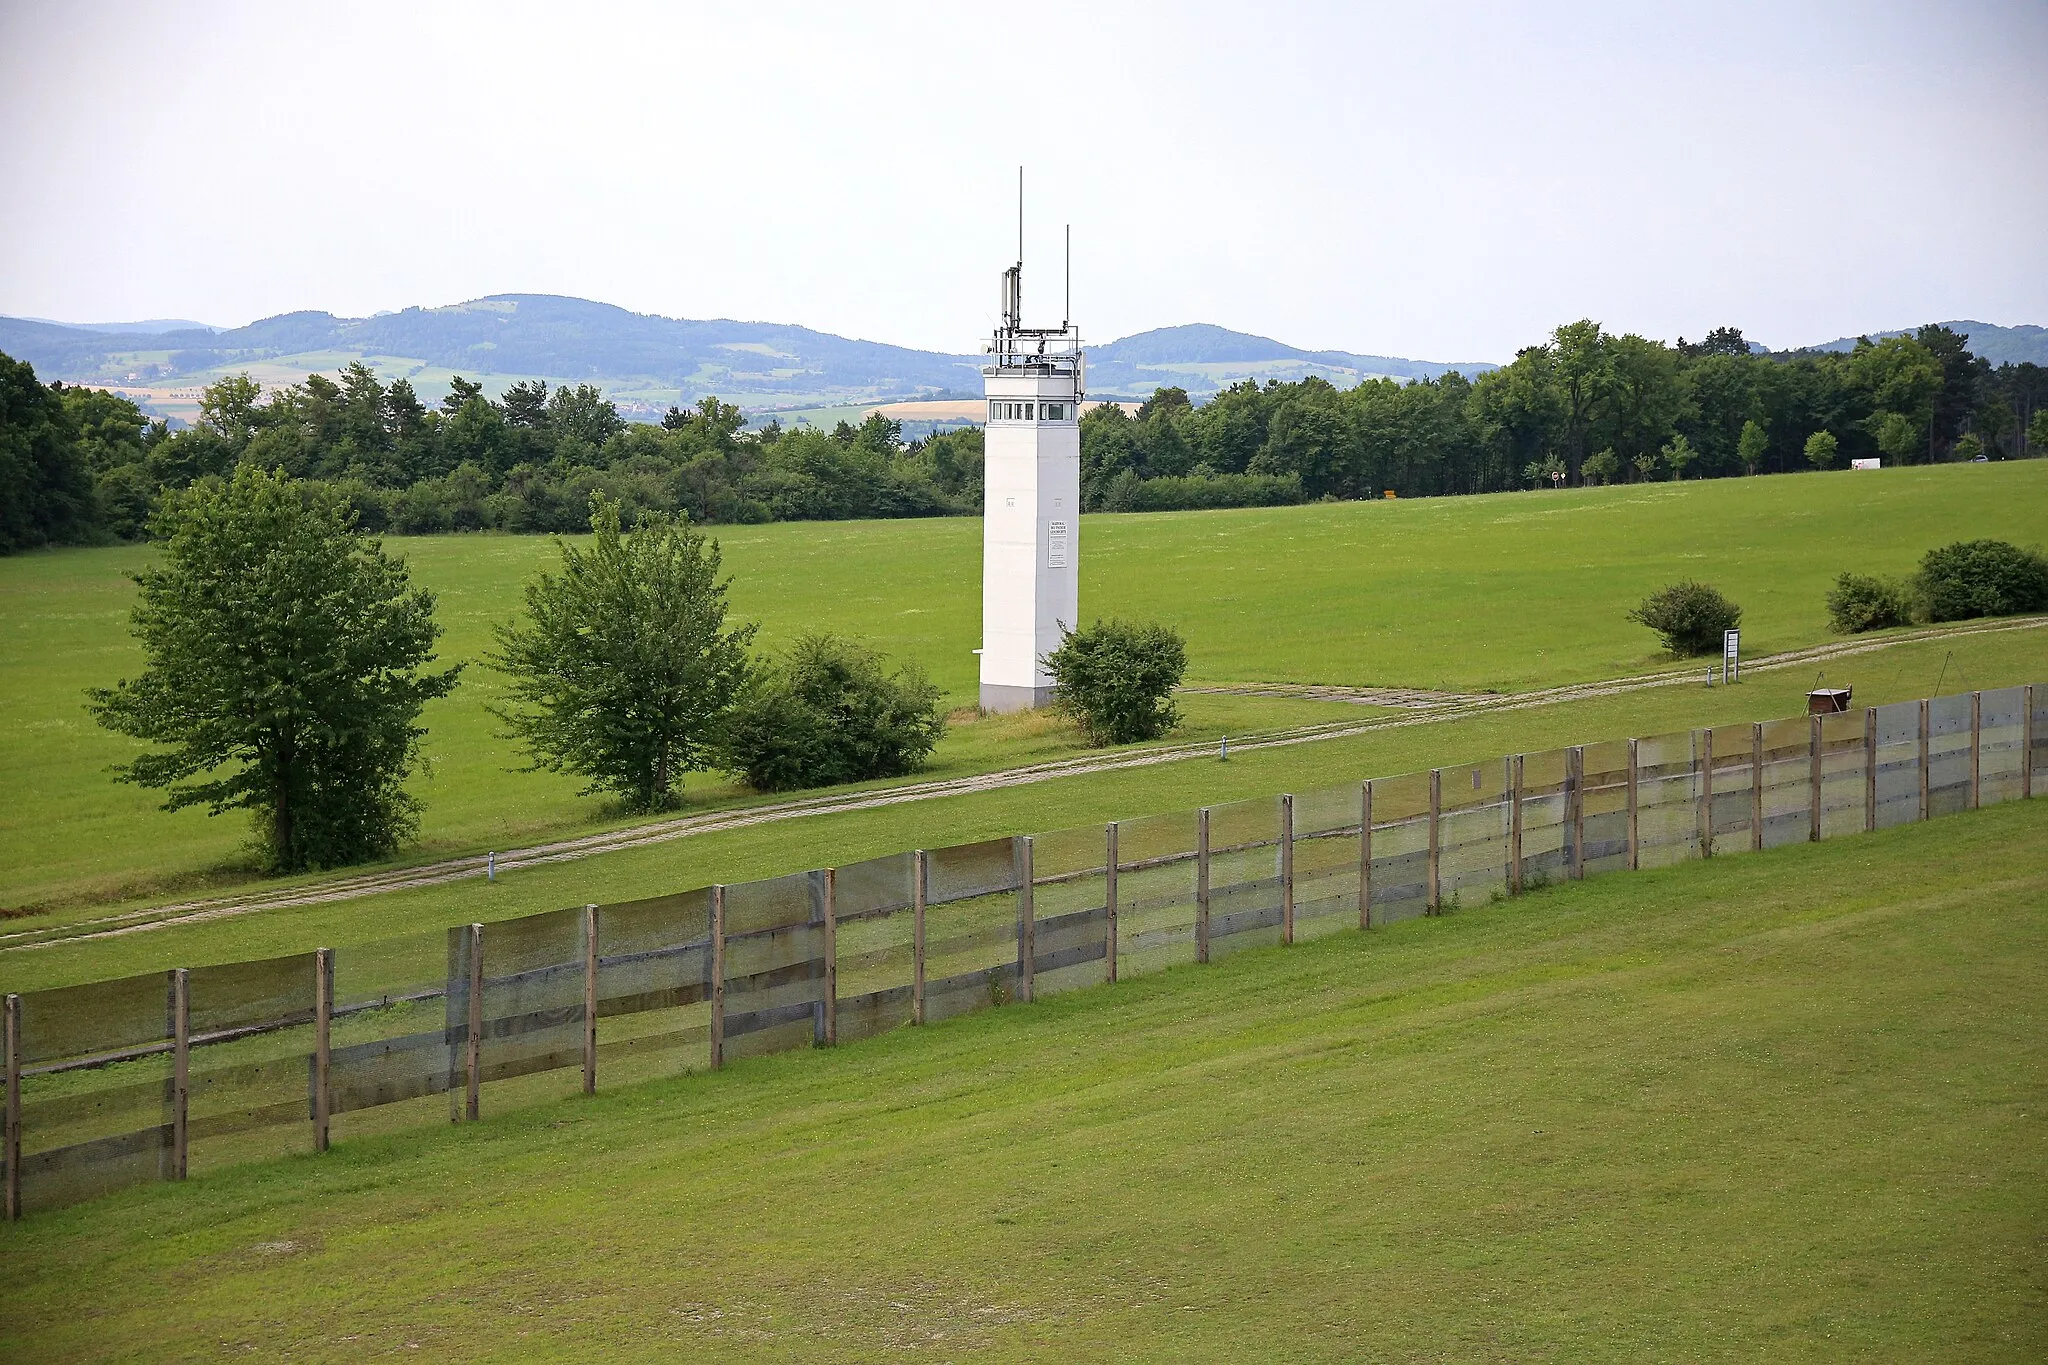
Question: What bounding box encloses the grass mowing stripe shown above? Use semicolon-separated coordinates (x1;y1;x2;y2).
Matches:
2;799;2042;1360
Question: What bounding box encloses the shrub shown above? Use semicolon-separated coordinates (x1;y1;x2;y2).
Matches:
1825;572;1914;633
1044;618;1188;746
719;634;944;792
1915;540;2048;622
1628;581;1742;657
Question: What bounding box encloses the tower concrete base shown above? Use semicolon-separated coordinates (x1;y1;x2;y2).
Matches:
979;682;1054;713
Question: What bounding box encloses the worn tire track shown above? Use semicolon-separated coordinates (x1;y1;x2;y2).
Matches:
7;616;2040;952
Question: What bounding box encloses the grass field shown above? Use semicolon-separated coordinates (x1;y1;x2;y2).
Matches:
3;461;2045;923
4;798;2042;1360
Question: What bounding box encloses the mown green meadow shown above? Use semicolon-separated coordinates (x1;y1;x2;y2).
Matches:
2;461;2044;916
4;799;2042;1361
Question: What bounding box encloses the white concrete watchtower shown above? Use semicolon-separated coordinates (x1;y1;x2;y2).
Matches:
978;228;1083;712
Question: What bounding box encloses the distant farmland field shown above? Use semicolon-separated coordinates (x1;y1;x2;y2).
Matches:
2;461;2044;915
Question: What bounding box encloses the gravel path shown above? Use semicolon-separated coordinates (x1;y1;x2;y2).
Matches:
7;616;2040;953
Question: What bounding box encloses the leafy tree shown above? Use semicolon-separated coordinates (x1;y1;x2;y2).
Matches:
1633;450;1661;481
1952;432;1985;461
87;467;460;870
1044;619;1188;746
1661;432;1698;480
1872;410;1920;463
0;352;94;552
1915;540;2048;621
1804;429;1840;469
490;495;755;811
2030;409;2048;456
1629;581;1741;656
1581;448;1620;485
1737;419;1768;475
719;635;944;792
1825;573;1915;633
1549;319;1612;481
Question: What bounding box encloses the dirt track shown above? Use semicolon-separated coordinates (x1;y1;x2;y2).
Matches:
7;616;2040;953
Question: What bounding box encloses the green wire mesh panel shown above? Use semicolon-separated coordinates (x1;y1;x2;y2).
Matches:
1978;687;2028;807
1367;770;1430;922
1110;811;1198;978
1292;780;1363;941
594;888;712;1087
1635;730;1701;868
1927;693;1973;818
1873;701;1922;829
832;852;916;1043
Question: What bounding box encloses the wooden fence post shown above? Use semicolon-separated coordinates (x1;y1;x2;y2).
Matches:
1625;743;1638;872
582;905;598;1096
171;967;189;1180
1864;707;1878;832
1280;794;1295;945
1017;837;1036;1002
1569;746;1585;880
1698;729;1714;859
1511;756;1526;890
822;868;838;1044
1358;782;1374;930
313;948;332;1152
1809;714;1823;842
913;851;928;1024
1751;722;1764;852
709;889;725;1069
1918;698;1930;821
2025;684;2036;801
1427;769;1442;914
1105;823;1119;983
1196;808;1212;963
5;993;20;1220
465;924;483;1117
1970;691;1982;810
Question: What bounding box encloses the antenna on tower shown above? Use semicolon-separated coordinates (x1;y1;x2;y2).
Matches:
1064;224;1070;329
1017;165;1024;266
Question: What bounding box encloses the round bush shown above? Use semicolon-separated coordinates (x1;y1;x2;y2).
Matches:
1825;572;1915;633
1916;540;2048;622
719;634;944;792
1044;619;1188;746
1628;581;1742;657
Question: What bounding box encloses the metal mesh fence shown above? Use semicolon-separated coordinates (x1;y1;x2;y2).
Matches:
8;683;2040;1221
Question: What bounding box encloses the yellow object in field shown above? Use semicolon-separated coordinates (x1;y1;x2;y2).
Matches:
1383;489;1397;499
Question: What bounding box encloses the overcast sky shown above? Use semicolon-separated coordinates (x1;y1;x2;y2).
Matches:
3;1;2044;361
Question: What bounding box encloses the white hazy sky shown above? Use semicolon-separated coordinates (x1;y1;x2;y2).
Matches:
3;0;2045;361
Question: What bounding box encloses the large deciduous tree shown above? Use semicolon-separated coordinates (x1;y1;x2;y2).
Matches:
490;494;755;812
88;466;461;870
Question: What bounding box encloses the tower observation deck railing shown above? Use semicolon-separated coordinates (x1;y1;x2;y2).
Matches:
4;681;2042;1220
985;324;1082;376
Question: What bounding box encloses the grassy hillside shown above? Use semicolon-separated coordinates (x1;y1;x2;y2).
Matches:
2;461;2044;916
4;799;2042;1361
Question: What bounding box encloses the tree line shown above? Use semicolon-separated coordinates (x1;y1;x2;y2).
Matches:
1076;323;2046;508
5;319;2044;553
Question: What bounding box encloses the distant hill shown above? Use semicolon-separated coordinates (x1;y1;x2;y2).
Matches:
1795;320;2048;366
0;295;1499;420
1087;323;1496;396
6;295;2037;426
16;316;224;335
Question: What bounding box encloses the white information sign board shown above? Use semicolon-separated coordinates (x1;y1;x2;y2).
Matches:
1722;628;1740;684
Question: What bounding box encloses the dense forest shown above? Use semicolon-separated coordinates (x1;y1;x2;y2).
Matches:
3;320;2043;553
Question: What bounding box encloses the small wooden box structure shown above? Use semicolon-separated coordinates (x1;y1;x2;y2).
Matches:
1807;687;1853;715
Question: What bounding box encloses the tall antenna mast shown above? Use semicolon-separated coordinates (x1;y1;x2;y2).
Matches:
1017;165;1024;266
1064;224;1070;328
